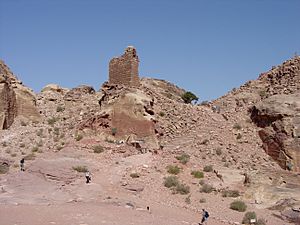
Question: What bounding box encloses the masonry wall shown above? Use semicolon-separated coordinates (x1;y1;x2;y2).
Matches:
109;47;140;87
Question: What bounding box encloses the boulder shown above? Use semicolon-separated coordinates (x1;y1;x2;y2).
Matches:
251;93;300;171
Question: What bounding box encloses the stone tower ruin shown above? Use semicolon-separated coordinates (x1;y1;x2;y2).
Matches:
109;46;140;87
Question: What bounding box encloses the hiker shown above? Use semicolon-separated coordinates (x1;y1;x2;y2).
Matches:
85;171;91;183
20;158;25;171
199;209;209;225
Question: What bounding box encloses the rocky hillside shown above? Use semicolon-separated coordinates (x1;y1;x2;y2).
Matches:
1;56;300;224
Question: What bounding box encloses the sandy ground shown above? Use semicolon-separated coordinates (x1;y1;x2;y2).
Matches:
0;147;295;225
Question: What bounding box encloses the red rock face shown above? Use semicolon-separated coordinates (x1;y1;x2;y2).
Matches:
109;46;140;87
0;81;17;129
251;94;300;172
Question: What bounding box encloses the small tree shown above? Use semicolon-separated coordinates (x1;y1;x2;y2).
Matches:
182;91;198;104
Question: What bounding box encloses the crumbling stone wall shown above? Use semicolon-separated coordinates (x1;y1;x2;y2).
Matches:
109;46;140;87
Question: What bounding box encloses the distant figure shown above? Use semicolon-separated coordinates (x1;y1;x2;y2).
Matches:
213;170;224;182
85;171;91;184
20;158;25;171
199;209;209;225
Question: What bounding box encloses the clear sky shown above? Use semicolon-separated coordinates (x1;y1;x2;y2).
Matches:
0;0;299;101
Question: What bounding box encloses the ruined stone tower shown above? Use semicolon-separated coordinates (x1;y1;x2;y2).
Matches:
109;46;140;87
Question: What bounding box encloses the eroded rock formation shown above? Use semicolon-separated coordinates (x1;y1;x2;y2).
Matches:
109;46;140;87
0;60;40;129
251;93;300;171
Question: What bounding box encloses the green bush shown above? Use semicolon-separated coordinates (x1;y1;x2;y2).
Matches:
216;147;222;156
56;105;65;112
233;123;242;130
72;166;88;173
47;117;58;126
31;146;39;152
182;91;198;104
175;183;190;195
75;134;83;141
203;165;213;172
36;129;43;137
200;184;214;193
191;170;204;179
111;128;117;136
222;190;240;198
237;133;242;140
230;200;247;212
164;176;179;188
159;111;165;117
167;165;181;175
176;153;190;165
242;211;256;224
93;145;104;153
0;164;9;174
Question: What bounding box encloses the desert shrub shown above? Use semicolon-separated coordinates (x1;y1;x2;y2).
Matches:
216;147;222;156
191;170;204;179
37;140;43;147
167;165;180;175
47;117;58;126
242;211;257;224
2;141;7;147
130;173;140;178
256;218;267;225
236;133;242;140
20;120;27;126
5;149;11;154
224;162;230;167
0;164;9;174
56;145;63;151
75;134;83;141
199;198;206;203
230;200;247;212
176;153;190;164
72;165;88;173
159;111;165;117
111;128;117;136
164;176;179;188
233;123;242;130
53;127;60;136
222;190;240;198
36;129;43;137
10;153;17;157
259;90;267;98
24;153;36;160
93;145;104;153
56;105;65;112
203;165;213;172
31;146;39;152
20;143;25;148
200;184;214;193
199;179;205;185
182;91;198;104
175;183;190;195
185;195;191;204
60;133;65;138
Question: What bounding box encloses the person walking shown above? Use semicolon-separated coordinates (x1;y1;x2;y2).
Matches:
199;209;209;225
85;171;91;184
20;158;25;171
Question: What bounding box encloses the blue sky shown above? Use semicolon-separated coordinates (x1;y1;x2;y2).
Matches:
0;0;299;101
